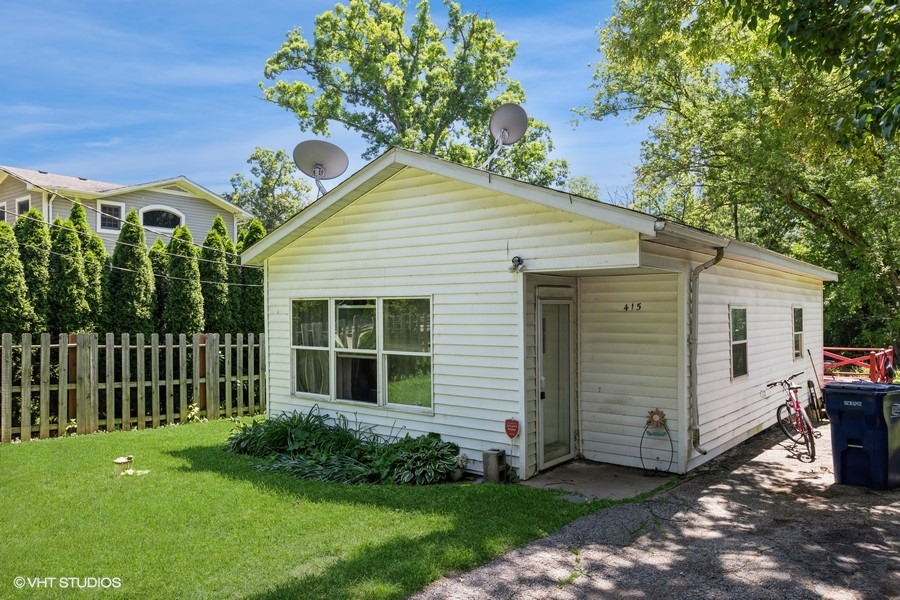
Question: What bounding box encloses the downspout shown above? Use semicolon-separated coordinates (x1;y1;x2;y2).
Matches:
688;246;726;455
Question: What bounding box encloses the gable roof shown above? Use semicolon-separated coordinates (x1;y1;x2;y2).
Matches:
241;147;837;282
0;164;253;219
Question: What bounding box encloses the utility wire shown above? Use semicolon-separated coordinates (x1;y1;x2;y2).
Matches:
28;242;264;288
1;168;252;260
10;208;264;271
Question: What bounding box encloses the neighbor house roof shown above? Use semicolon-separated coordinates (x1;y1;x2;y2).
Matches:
241;147;837;282
0;164;253;219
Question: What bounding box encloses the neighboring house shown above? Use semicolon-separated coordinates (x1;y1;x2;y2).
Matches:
0;165;252;253
242;148;837;479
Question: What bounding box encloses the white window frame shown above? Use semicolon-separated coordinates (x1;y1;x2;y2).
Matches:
729;305;749;379
138;204;185;233
16;195;30;217
97;200;126;233
0;202;6;223
290;296;434;414
792;306;804;361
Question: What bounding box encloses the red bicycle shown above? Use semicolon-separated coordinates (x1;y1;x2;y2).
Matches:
767;371;816;460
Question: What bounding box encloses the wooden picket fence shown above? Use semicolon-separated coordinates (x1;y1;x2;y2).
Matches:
0;332;265;443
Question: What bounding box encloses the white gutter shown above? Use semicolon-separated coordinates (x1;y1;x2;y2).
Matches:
687;245;726;456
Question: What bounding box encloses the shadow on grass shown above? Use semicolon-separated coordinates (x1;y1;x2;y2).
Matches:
168;442;595;600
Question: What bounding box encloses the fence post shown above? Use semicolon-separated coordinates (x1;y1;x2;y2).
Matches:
135;333;145;430
40;333;50;440
206;333;219;420
1;333;12;444
248;333;256;416
121;333;131;431
165;334;174;426
68;333;78;430
870;351;877;382
21;333;32;441
224;333;232;418
179;334;187;422
150;333;160;428
58;334;69;437
193;334;204;414
235;333;244;417
105;333;115;431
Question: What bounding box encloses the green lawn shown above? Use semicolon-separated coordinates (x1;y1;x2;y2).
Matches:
0;420;602;599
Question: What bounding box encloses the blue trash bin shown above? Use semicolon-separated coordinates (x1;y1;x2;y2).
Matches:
823;381;900;490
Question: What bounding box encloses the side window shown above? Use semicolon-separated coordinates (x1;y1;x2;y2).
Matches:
16;197;30;216
793;307;804;360
291;300;329;396
730;307;748;378
98;201;124;232
140;206;184;231
0;202;6;223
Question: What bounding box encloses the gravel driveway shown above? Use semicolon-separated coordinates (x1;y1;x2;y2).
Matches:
412;424;900;599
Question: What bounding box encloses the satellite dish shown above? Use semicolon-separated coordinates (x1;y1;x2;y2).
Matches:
293;140;349;197
482;103;529;169
489;103;528;146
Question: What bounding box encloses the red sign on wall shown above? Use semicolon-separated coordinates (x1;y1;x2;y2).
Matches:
505;419;520;439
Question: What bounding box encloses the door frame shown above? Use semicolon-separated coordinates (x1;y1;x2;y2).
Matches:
536;297;577;470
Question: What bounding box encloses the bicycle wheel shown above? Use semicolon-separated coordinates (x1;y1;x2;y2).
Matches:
777;403;804;443
803;428;816;460
801;408;817;460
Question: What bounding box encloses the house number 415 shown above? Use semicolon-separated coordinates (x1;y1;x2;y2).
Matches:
623;303;642;311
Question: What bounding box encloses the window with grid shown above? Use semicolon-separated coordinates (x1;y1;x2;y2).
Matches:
793;307;804;359
730;307;748;378
291;297;432;409
99;203;123;231
17;198;29;216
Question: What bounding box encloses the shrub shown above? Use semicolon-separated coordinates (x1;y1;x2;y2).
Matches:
0;221;36;334
236;219;266;333
148;238;168;331
199;228;229;333
13;209;50;332
71;203;109;330
226;407;464;485
164;226;204;334
48;218;90;334
108;210;154;335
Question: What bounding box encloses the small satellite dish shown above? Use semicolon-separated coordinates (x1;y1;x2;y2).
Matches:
293;140;349;197
489;103;528;146
482;103;529;169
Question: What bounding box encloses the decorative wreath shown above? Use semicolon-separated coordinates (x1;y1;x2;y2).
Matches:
646;409;667;429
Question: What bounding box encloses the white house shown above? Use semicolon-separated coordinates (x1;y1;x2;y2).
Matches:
242;148;837;478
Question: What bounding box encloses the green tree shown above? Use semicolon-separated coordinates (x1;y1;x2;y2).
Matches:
48;218;90;334
148;238;168;332
225;148;311;232
199;229;230;333
108;210;155;335
212;215;238;332
70;203;108;330
236;220;266;334
566;175;601;201
261;0;567;186
13;209;51;332
725;0;900;141
0;221;36;334
164;226;204;335
588;0;900;345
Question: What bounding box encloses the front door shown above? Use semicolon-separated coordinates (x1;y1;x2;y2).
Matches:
538;299;575;469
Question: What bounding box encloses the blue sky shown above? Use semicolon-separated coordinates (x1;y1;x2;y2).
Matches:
0;0;643;199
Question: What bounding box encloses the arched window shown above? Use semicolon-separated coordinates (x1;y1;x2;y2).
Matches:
139;205;184;230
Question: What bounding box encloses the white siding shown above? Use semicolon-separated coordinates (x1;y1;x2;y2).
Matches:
265;167;641;475
689;258;824;469
579;273;682;471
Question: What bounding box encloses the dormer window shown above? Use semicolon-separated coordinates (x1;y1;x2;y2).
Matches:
139;206;184;231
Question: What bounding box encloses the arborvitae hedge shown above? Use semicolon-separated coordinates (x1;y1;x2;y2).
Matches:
199;229;229;334
71;204;108;331
13;209;50;333
0;221;36;334
108;210;155;335
237;219;266;334
212;215;237;332
148;238;168;332
48;218;90;334
164;226;204;334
